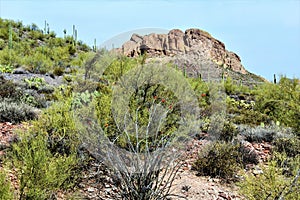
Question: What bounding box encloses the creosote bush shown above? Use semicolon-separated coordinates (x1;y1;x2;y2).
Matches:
238;161;299;200
192;141;242;181
9;130;78;199
5;98;82;199
272;137;300;158
0;170;13;200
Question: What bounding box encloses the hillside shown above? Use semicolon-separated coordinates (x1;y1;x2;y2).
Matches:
0;19;299;199
0;18;92;75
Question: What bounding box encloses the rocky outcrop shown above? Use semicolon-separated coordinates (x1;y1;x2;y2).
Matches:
120;28;247;74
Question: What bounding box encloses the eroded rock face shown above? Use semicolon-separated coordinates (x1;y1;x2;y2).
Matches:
120;28;247;74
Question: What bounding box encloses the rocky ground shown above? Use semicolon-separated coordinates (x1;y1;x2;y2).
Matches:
0;122;273;200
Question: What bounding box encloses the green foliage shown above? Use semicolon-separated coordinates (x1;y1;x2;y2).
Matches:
219;121;238;142
255;77;300;134
24;77;46;89
238;161;299;200
23;51;53;73
0;47;20;67
0;18;91;74
0;170;13;200
227;96;270;126
273;137;300;158
71;90;100;109
0;64;13;73
224;77;238;95
10;130;78;199
192;141;242;181
34;100;80;155
93;57;182;151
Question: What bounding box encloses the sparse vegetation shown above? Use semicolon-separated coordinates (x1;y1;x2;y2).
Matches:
0;18;299;199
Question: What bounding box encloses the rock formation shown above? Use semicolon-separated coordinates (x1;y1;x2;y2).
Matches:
120;28;247;74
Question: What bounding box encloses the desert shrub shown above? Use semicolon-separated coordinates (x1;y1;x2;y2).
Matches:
0;170;13;200
227;96;271;126
238;144;260;166
0;99;38;123
20;92;48;108
33;99;80;155
219;121;238;142
53;66;64;76
0;47;20;67
255;77;300;134
0;76;22;99
224;77;238;95
238;124;292;143
273;137;300;158
192;141;242;181
23;51;53;74
238;161;299;200
9;130;78;199
273;151;300;177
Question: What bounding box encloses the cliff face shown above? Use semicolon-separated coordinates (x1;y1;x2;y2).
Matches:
120;28;247;74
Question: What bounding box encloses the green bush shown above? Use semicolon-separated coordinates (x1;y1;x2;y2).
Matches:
255;77;300;134
0;170;13;200
273;137;300;158
238;161;299;200
192;141;242;181
0;99;38;124
219;120;238;142
10;130;78;199
33;99;80;155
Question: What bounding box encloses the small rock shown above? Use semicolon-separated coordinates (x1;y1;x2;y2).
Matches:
13;67;29;74
87;187;95;192
253;166;263;175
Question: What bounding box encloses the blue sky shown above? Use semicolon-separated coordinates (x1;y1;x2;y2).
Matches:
0;0;299;81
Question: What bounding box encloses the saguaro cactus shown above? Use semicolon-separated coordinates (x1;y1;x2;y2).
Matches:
93;38;97;52
8;23;12;49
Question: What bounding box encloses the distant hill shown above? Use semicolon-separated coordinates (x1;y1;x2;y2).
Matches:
117;28;267;85
0;18;92;74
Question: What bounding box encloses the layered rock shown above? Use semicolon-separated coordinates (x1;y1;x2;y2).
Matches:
120;28;247;74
